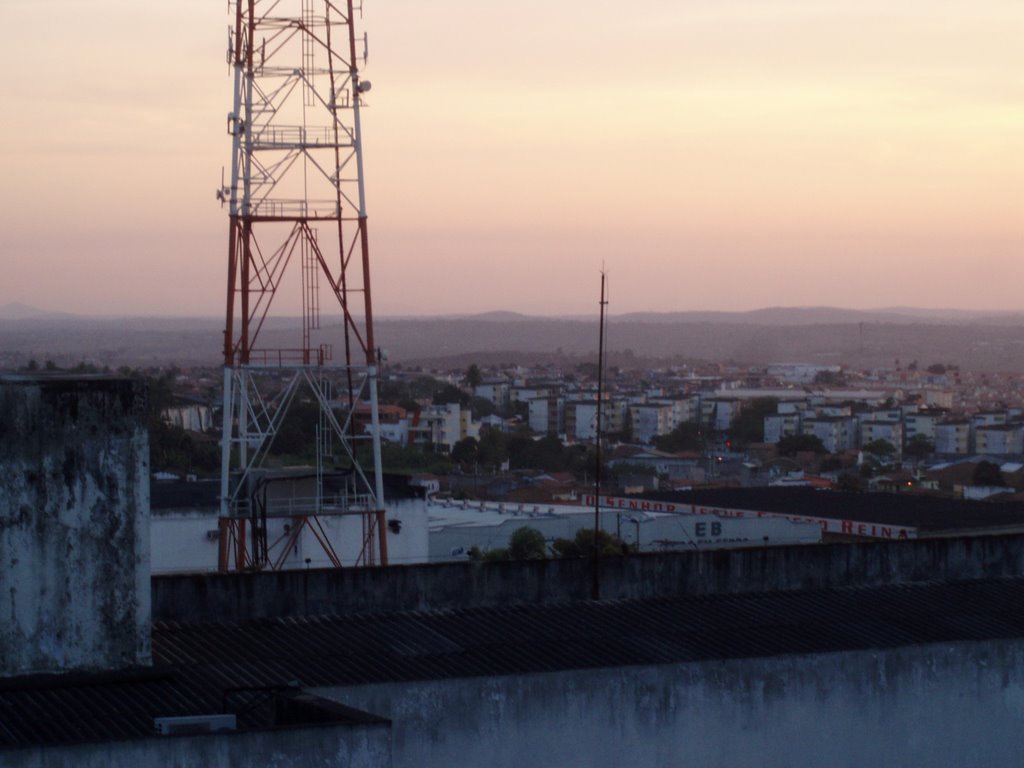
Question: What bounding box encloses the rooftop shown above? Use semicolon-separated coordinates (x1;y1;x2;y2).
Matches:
650;487;1024;534
6;575;1024;749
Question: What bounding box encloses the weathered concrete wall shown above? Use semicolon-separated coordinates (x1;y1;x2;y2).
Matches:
0;721;390;768
0;376;150;676
153;533;1024;622
322;639;1024;768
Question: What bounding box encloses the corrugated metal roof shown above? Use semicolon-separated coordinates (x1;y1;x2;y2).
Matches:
153;577;1024;688
6;577;1024;750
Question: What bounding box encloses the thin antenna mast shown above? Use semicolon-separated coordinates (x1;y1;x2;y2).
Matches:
592;269;608;600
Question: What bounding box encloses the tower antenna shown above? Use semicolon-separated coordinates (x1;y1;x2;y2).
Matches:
218;0;387;570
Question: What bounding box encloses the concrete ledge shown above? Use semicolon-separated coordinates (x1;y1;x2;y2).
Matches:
152;534;1024;623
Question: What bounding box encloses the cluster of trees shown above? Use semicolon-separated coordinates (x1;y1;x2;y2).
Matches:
469;526;627;562
450;432;599;479
727;397;779;446
144;368;220;475
652;422;704;453
19;361;222;475
379;369;523;421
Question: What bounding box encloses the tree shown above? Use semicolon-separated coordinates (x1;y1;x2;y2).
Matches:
551;528;624;558
451;437;479;465
835;473;864;492
611;462;657;482
813;369;846;387
777;434;826;456
432;384;470;407
859;456;883;479
926;363;947;375
507;527;547;560
470;396;497;420
482;548;510;562
972;460;1005;487
463;364;483;389
862;439;896;458
819;456;843;473
653;421;702;453
904;435;934;459
270;400;323;456
727;397;778;446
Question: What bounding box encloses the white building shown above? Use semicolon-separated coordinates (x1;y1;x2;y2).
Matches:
701;397;742;432
935;421;970;455
803;417;856;454
905;411;942;444
861;420;903;454
764;413;801;444
473;380;510;411
975;425;1024;456
630;403;673;444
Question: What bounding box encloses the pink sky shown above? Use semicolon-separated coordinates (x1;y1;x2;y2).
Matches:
1;1;1021;316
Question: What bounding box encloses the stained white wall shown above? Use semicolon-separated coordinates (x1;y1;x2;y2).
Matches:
0;378;150;676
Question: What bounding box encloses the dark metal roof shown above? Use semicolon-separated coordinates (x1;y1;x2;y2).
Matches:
7;576;1024;750
649;487;1024;532
151;578;1024;690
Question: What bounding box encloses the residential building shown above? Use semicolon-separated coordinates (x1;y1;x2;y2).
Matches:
410;403;462;452
905;411;942;444
528;396;564;435
975;425;1024;456
473;380;510;411
861;420;904;454
764;413;801;444
568;399;626;441
804;417;856;454
702;397;742;432
630;403;673;444
935;421;971;455
923;389;954;409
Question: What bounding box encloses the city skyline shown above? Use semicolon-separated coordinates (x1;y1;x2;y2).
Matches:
1;0;1021;317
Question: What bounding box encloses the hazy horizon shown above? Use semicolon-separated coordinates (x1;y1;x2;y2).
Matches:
2;1;1021;317
5;300;1024;323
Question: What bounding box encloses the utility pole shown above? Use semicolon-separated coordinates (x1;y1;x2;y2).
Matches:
592;270;608;600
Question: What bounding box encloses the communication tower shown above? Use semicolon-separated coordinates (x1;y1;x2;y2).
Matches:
217;0;387;569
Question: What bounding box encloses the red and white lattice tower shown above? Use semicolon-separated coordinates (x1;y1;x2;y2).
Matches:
217;0;387;569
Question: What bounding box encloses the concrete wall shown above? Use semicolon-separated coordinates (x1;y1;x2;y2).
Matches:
153;533;1024;623
0;376;150;675
321;639;1024;768
1;721;390;768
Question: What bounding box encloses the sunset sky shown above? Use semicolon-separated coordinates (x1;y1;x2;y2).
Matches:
1;0;1021;317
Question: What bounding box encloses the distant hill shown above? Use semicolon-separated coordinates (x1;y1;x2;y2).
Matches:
616;307;1024;326
2;307;1024;371
0;302;77;321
